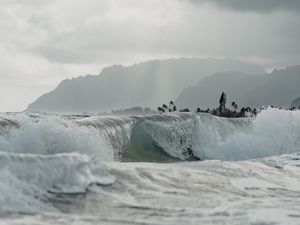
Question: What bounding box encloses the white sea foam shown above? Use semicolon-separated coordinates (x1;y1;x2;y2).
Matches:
0;114;113;160
3;109;298;162
0;114;116;214
198;108;300;160
1;109;300;222
137;108;300;161
0;152;114;214
86;153;300;225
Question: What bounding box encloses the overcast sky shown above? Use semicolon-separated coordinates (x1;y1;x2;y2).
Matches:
1;0;300;112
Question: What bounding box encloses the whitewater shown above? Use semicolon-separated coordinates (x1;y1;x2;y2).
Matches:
1;108;300;224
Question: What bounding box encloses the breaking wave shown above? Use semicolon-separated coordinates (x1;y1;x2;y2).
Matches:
0;152;114;214
1;108;300;162
0;113;115;214
76;108;300;161
1;108;300;214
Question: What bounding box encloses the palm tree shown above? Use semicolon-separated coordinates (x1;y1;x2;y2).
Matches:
219;92;226;112
169;101;175;112
234;103;238;112
231;102;238;112
231;102;236;111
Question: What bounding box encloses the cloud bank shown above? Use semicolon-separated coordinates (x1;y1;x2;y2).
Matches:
189;0;300;12
0;0;300;111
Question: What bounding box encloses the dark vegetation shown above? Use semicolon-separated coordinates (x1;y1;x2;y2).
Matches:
158;92;300;118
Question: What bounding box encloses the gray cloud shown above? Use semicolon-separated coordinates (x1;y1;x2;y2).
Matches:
1;0;300;111
189;0;300;12
28;0;300;65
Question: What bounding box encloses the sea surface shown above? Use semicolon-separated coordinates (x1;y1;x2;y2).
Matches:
1;108;300;224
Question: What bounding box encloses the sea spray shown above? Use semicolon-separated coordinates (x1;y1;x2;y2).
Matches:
0;114;113;160
0;152;114;214
0;109;300;220
200;108;300;160
77;115;135;159
1;109;300;162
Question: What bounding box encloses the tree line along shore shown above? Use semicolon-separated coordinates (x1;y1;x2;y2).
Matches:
158;92;300;118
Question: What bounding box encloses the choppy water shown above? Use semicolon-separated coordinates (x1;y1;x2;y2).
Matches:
1;108;300;224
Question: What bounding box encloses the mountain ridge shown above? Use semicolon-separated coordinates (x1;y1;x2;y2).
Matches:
176;65;300;110
27;58;265;113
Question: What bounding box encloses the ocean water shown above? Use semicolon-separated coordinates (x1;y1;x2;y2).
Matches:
1;108;300;224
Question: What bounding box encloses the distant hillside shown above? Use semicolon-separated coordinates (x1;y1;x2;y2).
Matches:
291;97;300;108
27;58;264;113
176;65;300;110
